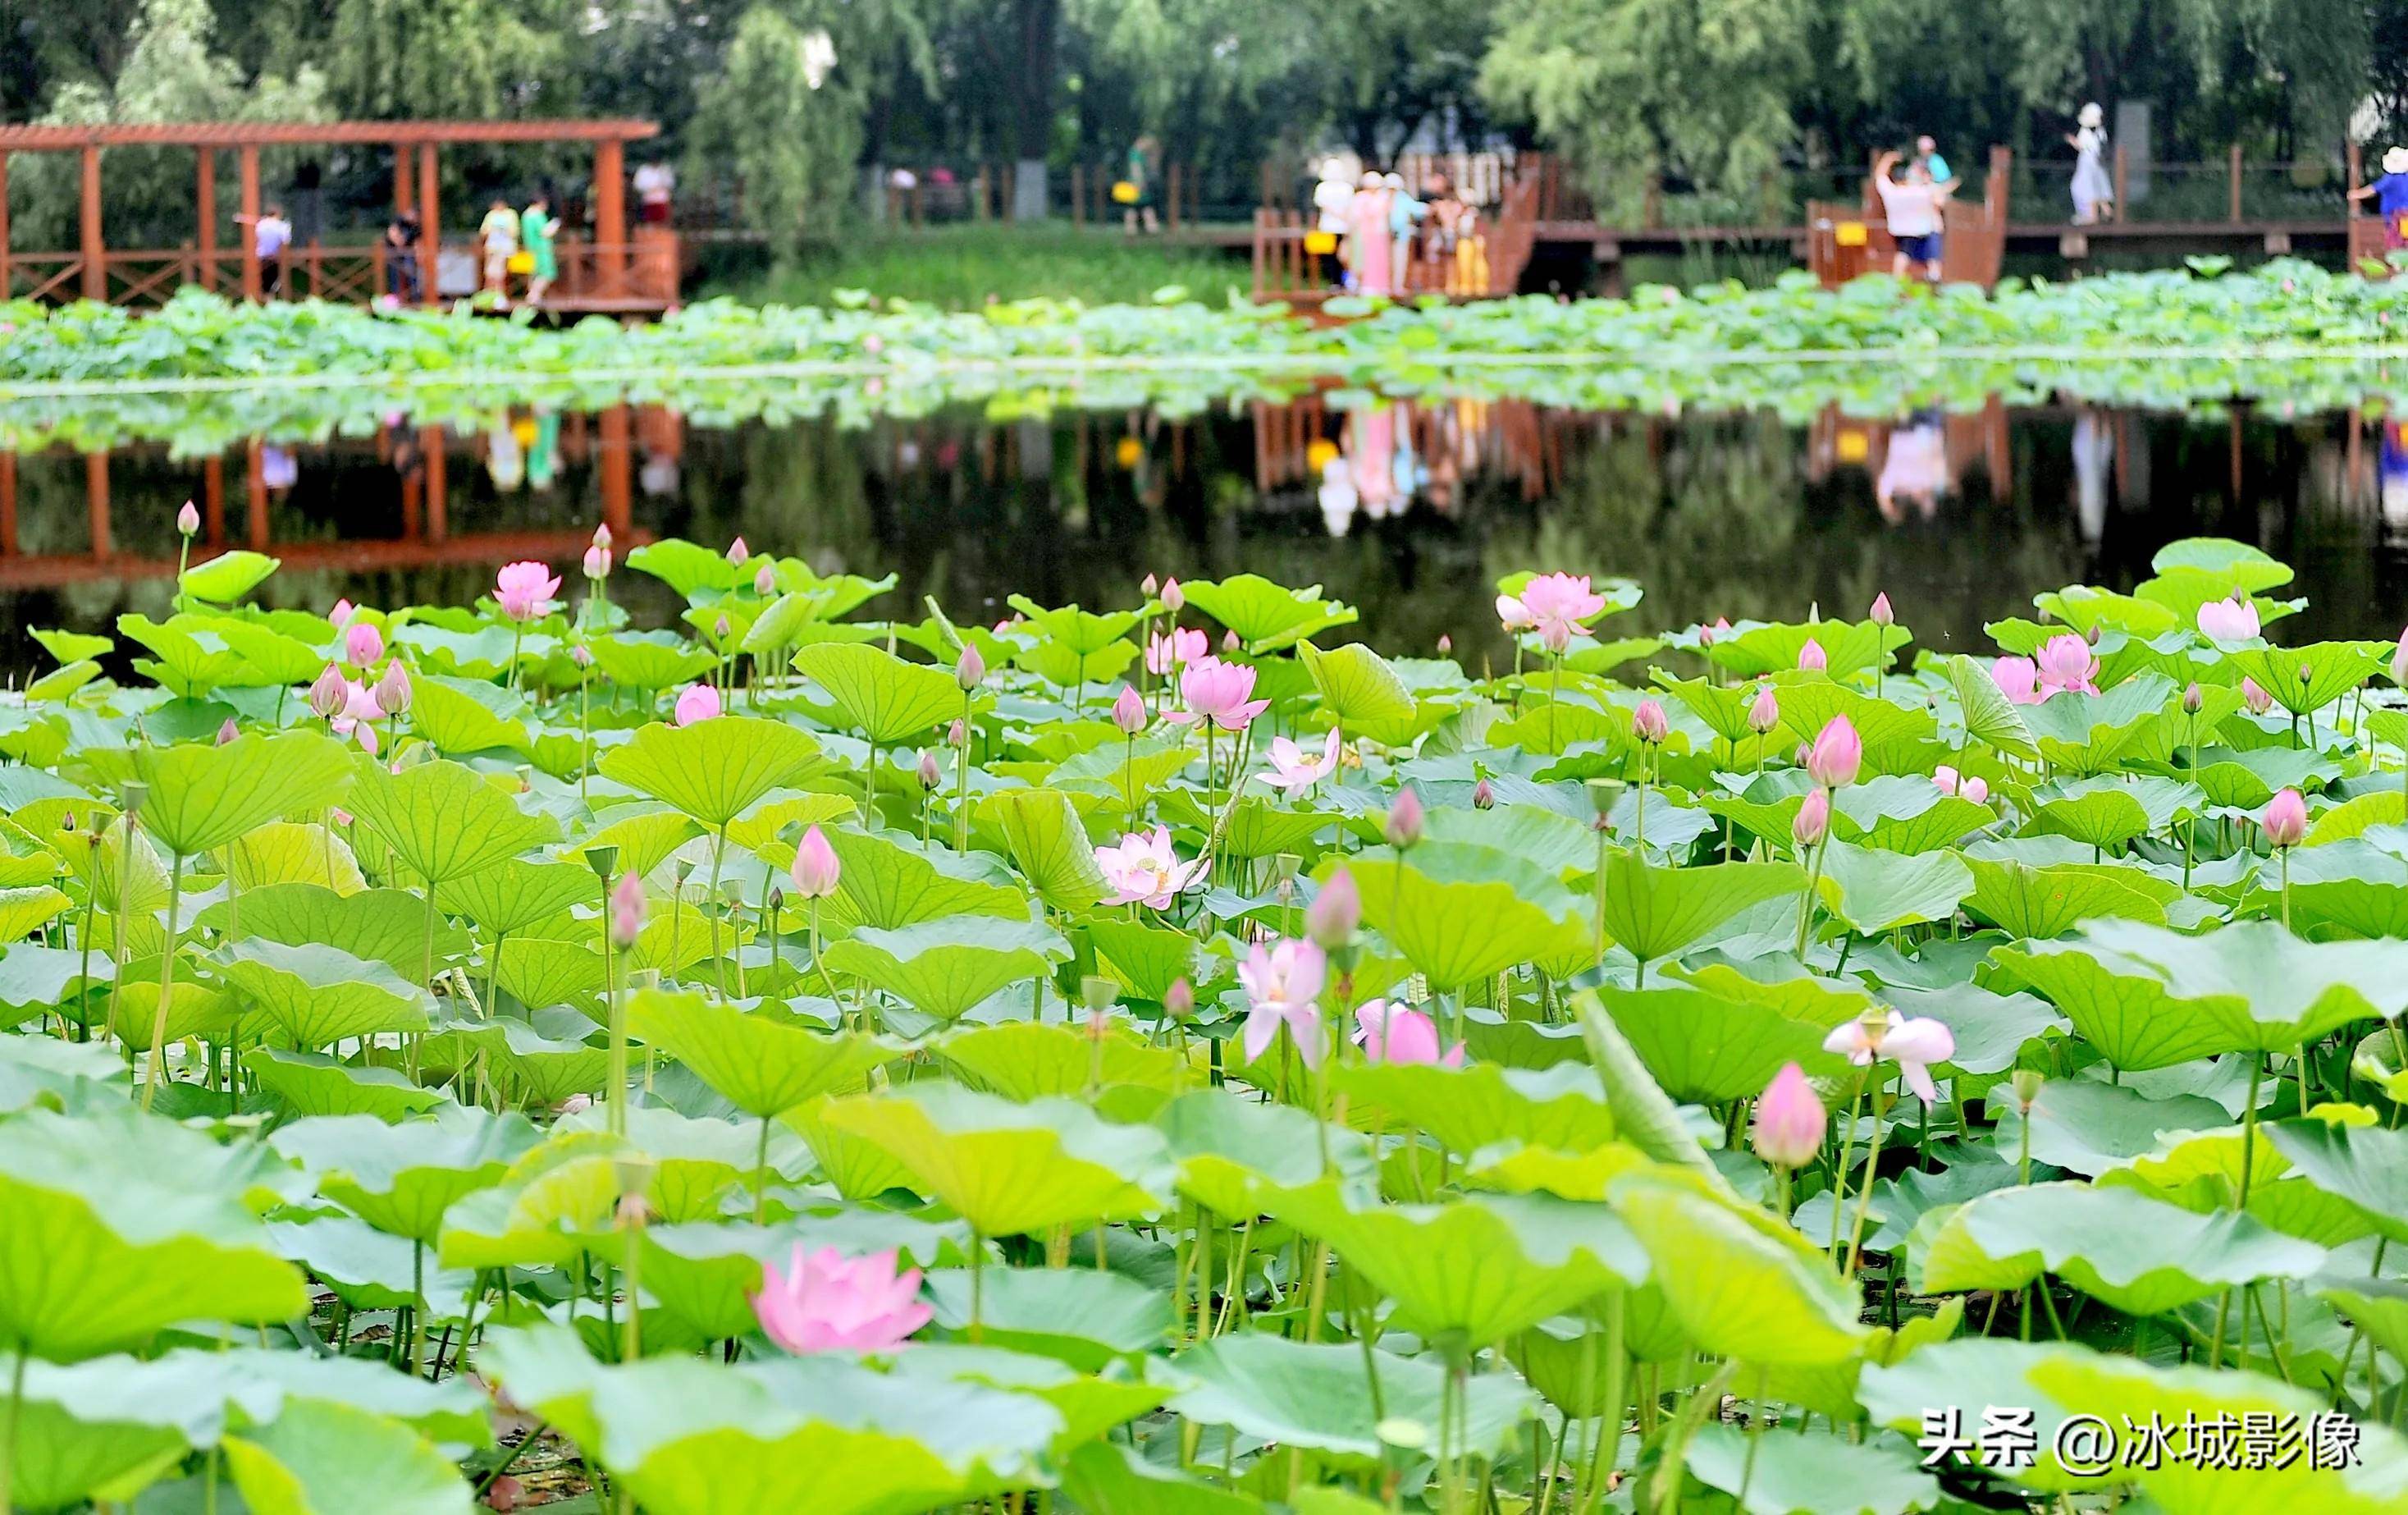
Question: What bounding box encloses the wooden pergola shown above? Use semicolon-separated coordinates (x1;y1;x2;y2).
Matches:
0;119;676;312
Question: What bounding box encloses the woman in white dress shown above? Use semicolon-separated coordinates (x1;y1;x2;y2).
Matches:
2068;103;2114;225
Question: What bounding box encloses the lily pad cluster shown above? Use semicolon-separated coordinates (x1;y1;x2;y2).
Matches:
11;260;2408;451
3;531;2408;1513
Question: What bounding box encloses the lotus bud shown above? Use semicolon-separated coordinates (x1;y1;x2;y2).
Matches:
1752;1062;1826;1168
573;643;593;668
790;824;841;899
1698;620;1718;648
583;543;612;579
59;811;74;833
766;886;785;917
2393;628;2408;688
1221;629;1239;653
1633;698;1669;745
592;523;613;552
916;748;941;790
2299;662;2314;690
1805;715;1862;790
1140;573;1158;597
1793;785;1830;848
1437;634;1452;655
2182;681;2204;714
1161;577;1185;614
1165;977;1195;1020
1869;592;1894;627
329;597;355;630
2241;676;2273;715
216;718;239;745
1473;776;1494;810
2262;787;2308;849
957;643;985;690
2008;1068;2045;1115
345;620;384;669
714;614;732;641
753;561;777;597
1306;866;1360;949
1798;641;1828;672
374;661;412;716
1748;684;1780;735
948;717;969;748
1386;786;1425;847
176;500;200;537
1111;683;1146;735
609;870;646;947
674;682;721;727
308;663;347;719
726;536;749;566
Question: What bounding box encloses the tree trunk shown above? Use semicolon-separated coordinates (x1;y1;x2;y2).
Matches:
1012;0;1061;221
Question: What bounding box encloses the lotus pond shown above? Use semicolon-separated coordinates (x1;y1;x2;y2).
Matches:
4;506;2408;1515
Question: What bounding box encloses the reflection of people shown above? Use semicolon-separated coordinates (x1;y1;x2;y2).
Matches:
2069;104;2114;225
641;446;680;497
2347;146;2408;250
487;417;525;491
1876;408;1947;520
2072;409;2113;543
2382;420;2408;529
1316;452;1358;536
1873;150;1954;281
527;409;562;490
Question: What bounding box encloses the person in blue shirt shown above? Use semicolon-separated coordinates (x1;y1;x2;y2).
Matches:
1915;135;1951;185
2348;145;2408;249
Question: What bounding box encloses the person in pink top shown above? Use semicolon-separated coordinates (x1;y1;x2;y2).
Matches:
1349;172;1393;297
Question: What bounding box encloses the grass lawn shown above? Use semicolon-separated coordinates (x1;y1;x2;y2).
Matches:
717;223;1253;309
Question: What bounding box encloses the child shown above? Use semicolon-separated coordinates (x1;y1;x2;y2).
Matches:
479;197;520;305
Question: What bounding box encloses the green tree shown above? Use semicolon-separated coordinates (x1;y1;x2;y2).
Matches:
686;6;865;254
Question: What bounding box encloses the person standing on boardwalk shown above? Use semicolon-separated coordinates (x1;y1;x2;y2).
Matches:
236;204;292;298
519;194;561;306
1313;157;1357;288
382;209;421;304
1123;135;1162;235
1873;149;1954;281
634;161;676;226
2346;146;2408;251
479;197;520;305
2069;103;2114;224
1350;172;1393;297
1914;135;1951;185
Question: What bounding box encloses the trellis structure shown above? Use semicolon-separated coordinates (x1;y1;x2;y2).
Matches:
0;119;678;314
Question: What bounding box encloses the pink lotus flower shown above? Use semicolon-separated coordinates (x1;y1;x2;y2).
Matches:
1932;766;1989;805
2241;676;2273;715
1805;716;1862;789
1632;698;1669;744
592;523;613;552
1110;684;1147;735
610;870;646;946
1497;573;1608;653
1822;1010;1956;1104
308;663;348;719
674;682;721;726
1094;826;1204;909
1798;641;1828;673
1353;1000;1463;1066
1160;577;1186;614
916;749;941;790
1793;786;1830;848
1992;656;2043;706
754;562;778;597
345;620;383;669
2033;634;2100;696
956;644;985;690
1240;938;1327;1069
1259;728;1341;794
1869;592;1894;627
791;824;842;898
726;537;749;566
2393;628;2408;688
331;679;384;754
495;561;561;622
329;598;356;631
1752;1062;1826;1168
751;1245;930;1355
2196;594;2261;642
1166;657;1268;732
583;544;611;579
1146;627;1208;676
2263;788;2308;849
177;501;201;536
1747;684;1780;735
1305;867;1359;948
373;661;413;715
1386;787;1424;847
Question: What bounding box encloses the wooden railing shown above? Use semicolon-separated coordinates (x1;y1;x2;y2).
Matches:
1807;146;2013;291
1252;180;1539;305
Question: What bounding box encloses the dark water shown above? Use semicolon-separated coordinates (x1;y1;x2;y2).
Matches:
2;395;2405;672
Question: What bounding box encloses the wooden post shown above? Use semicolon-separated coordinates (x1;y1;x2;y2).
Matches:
1167;163;1182;231
85;451;110;556
80;144;104;300
0;452;16;556
244;441;268;549
1250;208;1265;300
417;142;440;303
421;428;448;541
196;148;217;291
202;455;224;544
394;144;413;214
1071;164;1085;227
2113;144;2127;222
0;152;12;300
594;138;626;296
2228;143;2242;224
2349;140;2365;196
238;144;261;300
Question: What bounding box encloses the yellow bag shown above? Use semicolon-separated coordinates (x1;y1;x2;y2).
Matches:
1835;221;1867;249
1111;181;1140;204
1304;230;1338;255
506;250;536;275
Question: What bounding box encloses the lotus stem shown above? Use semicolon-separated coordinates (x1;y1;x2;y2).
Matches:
139;851;186;1110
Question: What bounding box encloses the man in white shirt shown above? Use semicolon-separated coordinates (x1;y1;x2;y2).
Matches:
1871;149;1957;281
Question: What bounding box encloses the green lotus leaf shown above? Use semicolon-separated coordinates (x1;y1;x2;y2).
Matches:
493;936;607;1017
117;612;249;694
1961;855;2173;940
578;803;703;877
436;1130;628;1270
2270;840;2408;938
824;917;1066;1025
793;643;962;746
599;716;824;831
1707;620;1885;680
0;1105;307;1360
2016;675;2176;775
404;670;532;757
1155;1087;1378;1219
227;821;366;895
560;1104;813;1223
5;1356;203;1510
1946;652;2038;759
342;758;560;886
131;730;354;859
1082;916;1200;1003
629;988;895;1117
1332;1059;1615;1155
588;629;719;690
204;883;471;975
1597;851;1803;968
0;1032;127;1110
622;1211;959;1340
1264;1179;1643;1344
2188;744;2341;810
1916;1180;2327;1314
818;1082;1172;1236
932;1019;1186;1101
179;549;280;604
272;1105;541;1242
1177;574;1357;654
265;1215;477;1316
482;1321;1058;1513
1059;1440;1263;1515
1814;841;1972;936
2262;1119;2408;1244
1168;1332;1532;1470
438;858;601;939
222;1397;470;1515
1599;985;1847;1104
976;788;1108;912
1297;639;1414;739
2224;642;2389;716
813;827;1028;932
217;937;435;1050
1610;1168;1867;1365
921;1265;1173;1369
242;1046;446;1122
1334;848;1588;991
1987;1078;2229;1177
2023;774;2201;852
1682;1421;1941;1515
782;1095;921;1200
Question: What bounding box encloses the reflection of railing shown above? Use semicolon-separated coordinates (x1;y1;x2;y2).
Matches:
1251;391;1565;506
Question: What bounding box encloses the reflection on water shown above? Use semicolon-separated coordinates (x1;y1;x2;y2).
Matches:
2;393;2406;670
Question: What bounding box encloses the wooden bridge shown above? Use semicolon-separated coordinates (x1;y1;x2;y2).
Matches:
0;119;680;315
